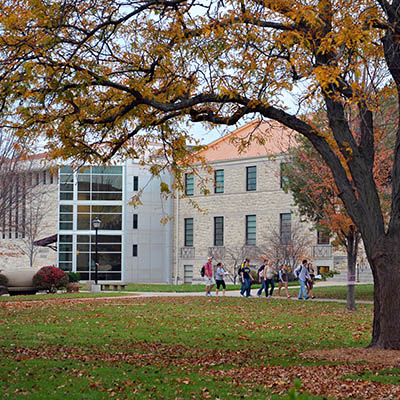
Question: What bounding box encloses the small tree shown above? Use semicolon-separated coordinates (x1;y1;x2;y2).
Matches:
222;244;259;284
17;187;56;268
258;221;313;274
0;131;36;235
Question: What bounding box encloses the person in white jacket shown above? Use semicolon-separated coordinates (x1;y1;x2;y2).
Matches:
294;259;311;300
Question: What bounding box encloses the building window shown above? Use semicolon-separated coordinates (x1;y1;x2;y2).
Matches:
184;218;193;247
133;214;138;229
133;176;139;191
50;172;54;184
280;213;292;244
58;235;73;272
77;166;123;201
214;216;224;246
59;204;74;230
317;230;330;244
214;169;224;193
73;234;122;280
43;170;46;185
36;173;39;186
280;162;288;189
185;173;194;196
132;244;138;257
59;167;74;201
246;215;256;245
246;166;256;191
184;265;193;284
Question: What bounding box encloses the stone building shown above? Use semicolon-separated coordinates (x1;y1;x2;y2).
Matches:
173;120;337;284
0;154;58;271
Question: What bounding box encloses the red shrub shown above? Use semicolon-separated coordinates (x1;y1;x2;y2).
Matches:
33;266;69;290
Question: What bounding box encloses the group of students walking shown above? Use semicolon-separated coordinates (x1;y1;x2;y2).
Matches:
238;258;291;298
203;256;316;299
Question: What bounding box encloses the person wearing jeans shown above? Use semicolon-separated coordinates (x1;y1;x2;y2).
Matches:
240;259;252;298
264;262;275;297
294;259;311;300
257;260;267;297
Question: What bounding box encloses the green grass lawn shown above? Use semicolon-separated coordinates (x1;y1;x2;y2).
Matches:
0;291;391;399
288;283;374;301
0;291;139;302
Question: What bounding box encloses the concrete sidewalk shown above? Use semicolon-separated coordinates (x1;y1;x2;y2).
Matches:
127;280;373;304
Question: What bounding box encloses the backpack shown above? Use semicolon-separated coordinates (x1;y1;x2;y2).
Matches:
294;265;303;279
200;265;205;277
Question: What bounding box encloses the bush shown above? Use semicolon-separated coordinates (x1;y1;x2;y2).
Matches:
67;271;81;283
321;269;340;280
0;274;8;286
33;266;69;291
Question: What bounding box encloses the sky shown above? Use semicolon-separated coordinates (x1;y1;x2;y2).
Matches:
189;88;301;146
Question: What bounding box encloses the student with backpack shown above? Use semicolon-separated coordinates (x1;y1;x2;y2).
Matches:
203;256;215;296
239;259;252;298
277;264;291;298
237;259;247;284
294;259;312;300
264;261;275;297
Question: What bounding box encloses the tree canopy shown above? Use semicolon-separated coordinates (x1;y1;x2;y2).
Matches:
2;0;400;348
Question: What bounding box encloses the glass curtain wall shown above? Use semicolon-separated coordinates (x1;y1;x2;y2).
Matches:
58;166;123;281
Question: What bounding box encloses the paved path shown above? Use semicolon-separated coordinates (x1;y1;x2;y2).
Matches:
122;280;373;304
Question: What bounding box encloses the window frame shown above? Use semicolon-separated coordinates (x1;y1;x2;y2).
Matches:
184;218;194;247
185;173;194;196
214;169;224;194
133;176;139;192
245;215;256;245
246;166;257;191
280;213;292;244
214;216;224;246
317;229;330;245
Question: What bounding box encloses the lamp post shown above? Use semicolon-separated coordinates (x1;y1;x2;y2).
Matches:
92;217;101;285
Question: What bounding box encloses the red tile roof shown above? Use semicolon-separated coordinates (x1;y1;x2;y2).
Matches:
196;119;297;162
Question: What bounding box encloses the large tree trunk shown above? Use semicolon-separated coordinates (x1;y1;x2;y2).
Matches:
367;230;400;349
